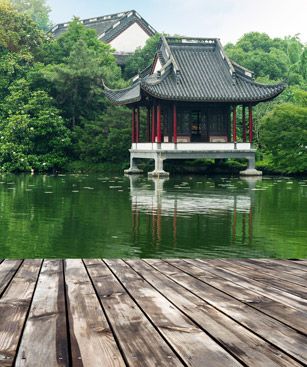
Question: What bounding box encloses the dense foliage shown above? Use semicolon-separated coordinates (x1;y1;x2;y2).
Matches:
225;32;307;174
0;5;131;172
11;0;51;31
0;2;306;174
124;33;161;79
259;89;307;173
225;32;307;86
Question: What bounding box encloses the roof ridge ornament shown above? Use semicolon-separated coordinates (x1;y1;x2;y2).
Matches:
161;35;181;83
216;39;237;83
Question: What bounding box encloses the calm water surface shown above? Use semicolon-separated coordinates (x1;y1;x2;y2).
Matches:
0;173;306;258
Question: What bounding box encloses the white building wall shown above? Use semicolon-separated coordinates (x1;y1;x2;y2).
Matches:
131;143;252;151
110;22;151;53
153;58;162;73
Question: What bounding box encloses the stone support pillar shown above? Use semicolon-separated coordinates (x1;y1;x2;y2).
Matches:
148;153;170;177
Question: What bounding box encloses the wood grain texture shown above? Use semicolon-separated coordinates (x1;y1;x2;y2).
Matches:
14;260;69;367
106;259;241;367
0;260;22;297
0;258;306;367
195;259;307;311
65;259;125;367
287;259;307;268
145;259;306;366
219;259;307;299
184;259;307;334
234;259;307;285
0;260;42;367
84;259;183;367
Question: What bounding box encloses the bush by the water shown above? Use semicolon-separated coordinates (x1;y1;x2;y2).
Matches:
260;89;307;174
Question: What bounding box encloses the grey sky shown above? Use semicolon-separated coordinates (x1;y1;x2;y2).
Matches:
47;0;307;44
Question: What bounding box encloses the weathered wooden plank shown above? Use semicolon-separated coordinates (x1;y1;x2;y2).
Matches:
182;259;307;334
65;259;125;367
128;260;307;367
0;260;22;297
0;260;42;367
219;259;307;299
262;259;307;273
84;259;183;367
142;259;307;365
288;260;307;267
238;259;307;283
14;260;69;367
193;259;307;312
106;259;241;367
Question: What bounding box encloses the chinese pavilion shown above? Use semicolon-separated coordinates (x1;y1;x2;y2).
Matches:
104;36;286;176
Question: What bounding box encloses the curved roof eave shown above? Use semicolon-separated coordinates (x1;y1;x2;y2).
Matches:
140;82;286;104
104;82;142;105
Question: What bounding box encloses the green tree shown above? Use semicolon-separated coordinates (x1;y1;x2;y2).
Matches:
286;36;307;85
225;32;306;86
72;105;131;163
0;79;71;172
0;0;45;54
259;89;307;174
11;0;51;31
40;19;124;128
124;33;161;79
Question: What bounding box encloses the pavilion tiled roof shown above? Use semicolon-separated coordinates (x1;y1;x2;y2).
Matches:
104;83;141;105
50;10;156;43
105;36;286;105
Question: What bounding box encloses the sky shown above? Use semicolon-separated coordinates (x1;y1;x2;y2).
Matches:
47;0;307;44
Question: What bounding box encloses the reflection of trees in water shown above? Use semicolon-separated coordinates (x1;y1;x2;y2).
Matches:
0;174;68;257
2;174;305;258
0;174;133;258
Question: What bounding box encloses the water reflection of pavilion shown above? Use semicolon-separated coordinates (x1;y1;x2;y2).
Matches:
129;176;261;244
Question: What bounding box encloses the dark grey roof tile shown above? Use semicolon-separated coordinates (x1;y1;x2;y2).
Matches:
51;10;156;43
105;36;286;105
104;83;141;105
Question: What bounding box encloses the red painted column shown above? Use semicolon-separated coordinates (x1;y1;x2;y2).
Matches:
151;105;156;143
173;103;177;144
146;107;151;142
233;105;237;143
132;108;135;143
135;107;139;143
157;104;162;144
249;105;253;144
242;106;246;143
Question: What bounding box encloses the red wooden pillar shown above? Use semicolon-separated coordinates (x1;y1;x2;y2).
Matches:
242;106;246;142
249;105;253;143
151;105;156;143
157;104;162;143
132;108;135;143
146;107;151;142
173;103;177;144
135;107;139;143
232;105;237;143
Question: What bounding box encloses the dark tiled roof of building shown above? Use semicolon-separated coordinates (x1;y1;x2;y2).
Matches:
104;83;141;105
50;10;156;42
105;36;286;105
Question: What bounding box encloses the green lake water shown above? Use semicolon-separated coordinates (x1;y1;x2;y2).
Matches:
0;173;306;259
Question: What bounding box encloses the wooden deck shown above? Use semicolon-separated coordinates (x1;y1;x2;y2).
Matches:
0;259;307;366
